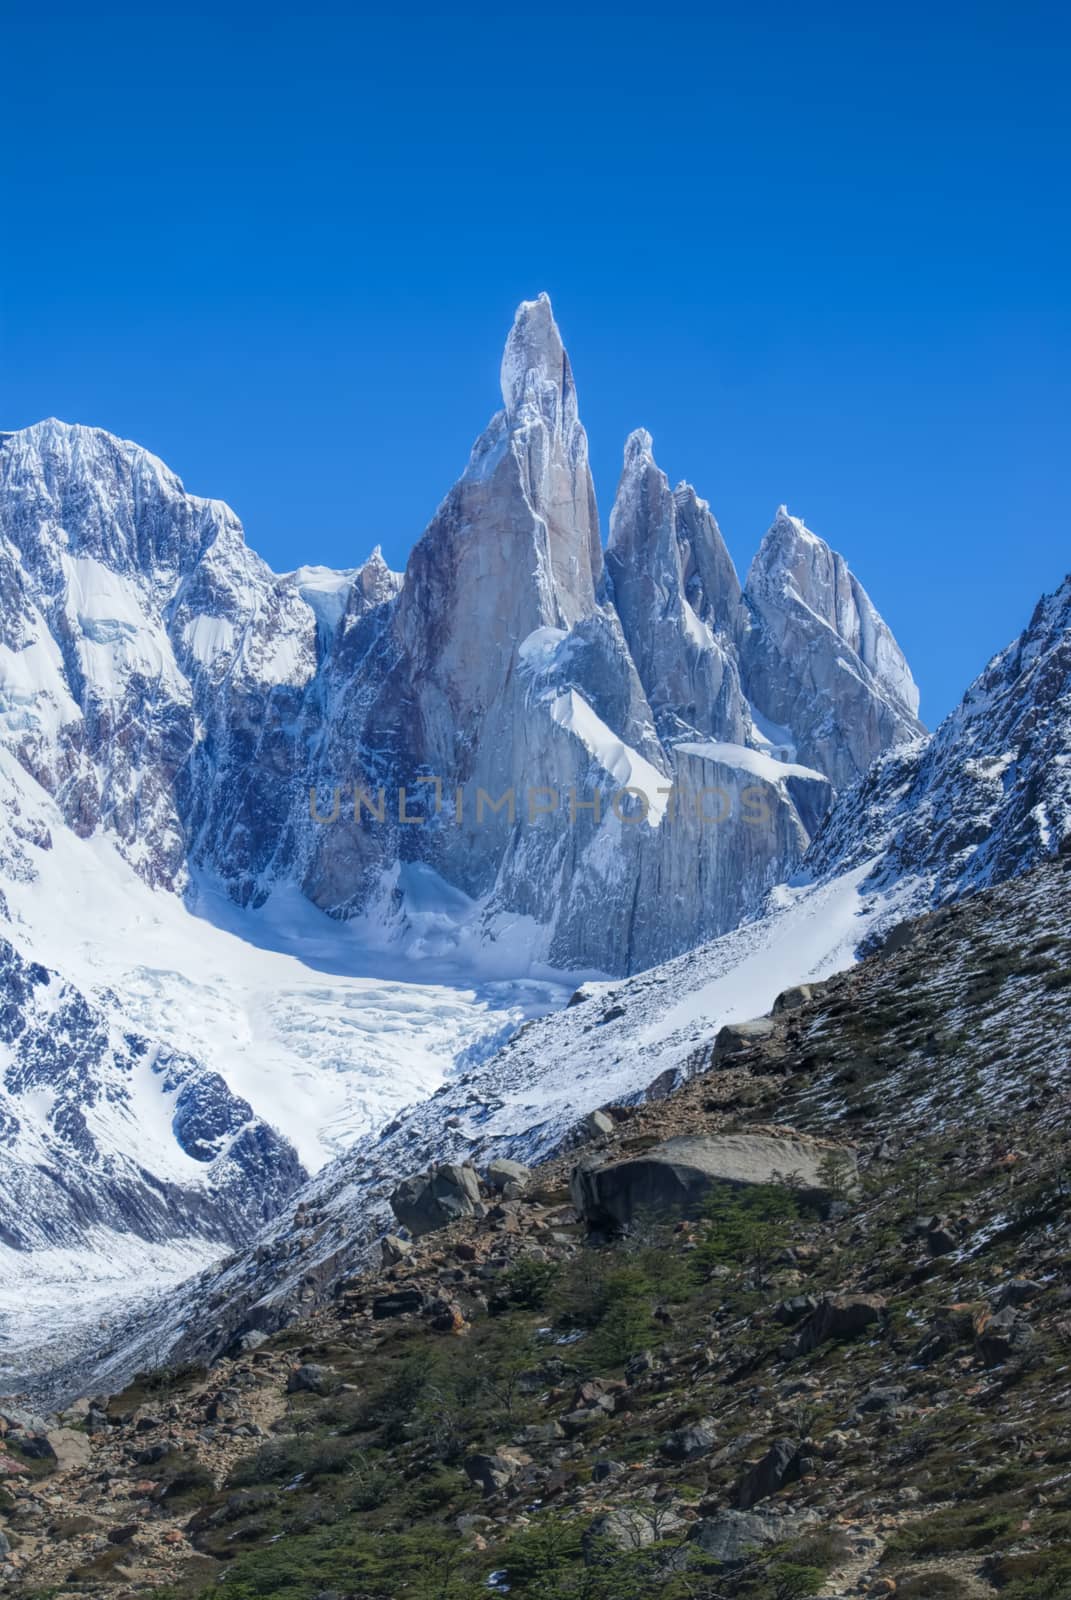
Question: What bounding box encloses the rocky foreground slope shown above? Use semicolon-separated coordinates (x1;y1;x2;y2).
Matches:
3;848;1069;1599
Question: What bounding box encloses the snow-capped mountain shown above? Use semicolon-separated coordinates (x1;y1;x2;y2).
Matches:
0;296;921;976
42;552;1068;1408
0;295;925;1379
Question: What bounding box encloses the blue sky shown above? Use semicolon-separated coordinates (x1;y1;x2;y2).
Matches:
2;2;1068;723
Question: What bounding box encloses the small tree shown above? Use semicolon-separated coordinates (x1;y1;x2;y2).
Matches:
694;1183;799;1289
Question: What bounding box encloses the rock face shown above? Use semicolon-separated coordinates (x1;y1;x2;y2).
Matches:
570;1133;855;1228
605;429;749;747
741;507;922;789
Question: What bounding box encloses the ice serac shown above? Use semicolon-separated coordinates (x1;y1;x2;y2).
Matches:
606;430;749;745
741;507;923;789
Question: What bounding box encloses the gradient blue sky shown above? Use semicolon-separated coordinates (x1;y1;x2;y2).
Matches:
2;2;1068;722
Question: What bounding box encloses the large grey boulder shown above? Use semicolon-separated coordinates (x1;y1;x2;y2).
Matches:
389;1162;481;1237
711;1017;777;1059
570;1133;857;1228
485;1157;531;1192
736;1437;803;1508
790;1292;886;1357
582;1505;685;1561
690;1507;819;1565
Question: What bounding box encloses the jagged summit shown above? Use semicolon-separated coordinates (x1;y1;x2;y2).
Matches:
748;505;919;719
499;291;579;432
742;503;922;786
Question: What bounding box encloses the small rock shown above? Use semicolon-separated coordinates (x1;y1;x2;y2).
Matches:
660;1418;717;1461
463;1451;523;1497
584;1110;615;1138
380;1234;413;1266
372;1288;427;1320
286;1363;338;1397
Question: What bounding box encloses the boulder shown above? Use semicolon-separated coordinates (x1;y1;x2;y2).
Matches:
975;1305;1036;1366
486;1158;532;1192
771;985;813;1015
712;1018;776;1059
790;1293;886;1356
736;1437;803;1509
584;1109;615;1139
372;1288;427;1320
571;1133;856;1229
770;1294;818;1326
379;1234;413;1266
231;1329;269;1355
994;1277;1044;1308
690;1507;818;1565
925;1224;958;1256
856;1385;909;1415
45;1427;92;1470
286;1364;337;1397
463;1450;524;1497
660;1417;717;1461
389;1163;481;1237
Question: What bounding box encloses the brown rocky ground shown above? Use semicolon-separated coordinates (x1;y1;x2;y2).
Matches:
2;854;1070;1600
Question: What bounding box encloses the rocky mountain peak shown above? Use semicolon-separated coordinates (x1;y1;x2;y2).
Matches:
747;506;919;718
499;291;578;436
740;505;923;787
0;418;235;582
672;480;743;641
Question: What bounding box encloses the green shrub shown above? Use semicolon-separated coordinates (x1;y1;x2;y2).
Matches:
692;1183;800;1286
883;1502;1017;1560
500;1255;562;1309
893;1575;972;1599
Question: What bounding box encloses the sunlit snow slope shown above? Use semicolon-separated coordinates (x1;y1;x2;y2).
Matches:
0;748;572;1372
